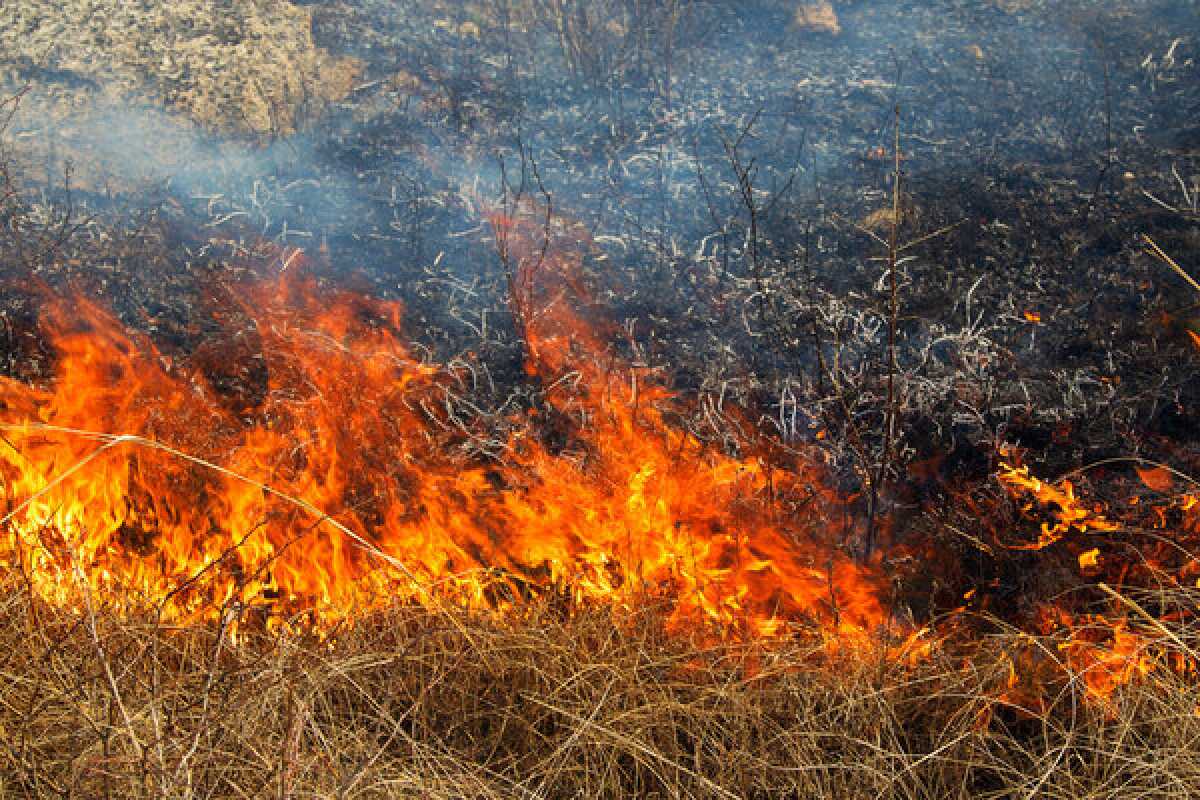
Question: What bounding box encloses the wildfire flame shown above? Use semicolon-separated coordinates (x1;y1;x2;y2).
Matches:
995;456;1200;704
3;198;1192;710
996;462;1119;550
0;219;885;640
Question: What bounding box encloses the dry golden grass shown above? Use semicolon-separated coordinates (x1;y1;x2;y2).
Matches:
793;2;841;35
1;574;1199;799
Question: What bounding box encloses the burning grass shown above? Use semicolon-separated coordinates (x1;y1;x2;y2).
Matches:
1;215;1199;793
2;579;1200;798
3;258;1200;796
2;2;1199;789
0;263;884;639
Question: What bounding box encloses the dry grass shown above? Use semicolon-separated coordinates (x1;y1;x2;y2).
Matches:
1;576;1199;799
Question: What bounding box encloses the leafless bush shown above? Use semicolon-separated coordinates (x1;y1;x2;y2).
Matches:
0;88;89;279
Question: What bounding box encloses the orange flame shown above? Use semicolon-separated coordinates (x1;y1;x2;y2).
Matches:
993;458;1200;704
996;463;1119;550
0;233;885;640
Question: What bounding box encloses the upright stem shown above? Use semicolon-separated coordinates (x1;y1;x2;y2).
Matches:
865;105;901;561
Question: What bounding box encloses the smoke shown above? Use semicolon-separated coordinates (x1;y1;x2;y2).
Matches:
1;0;1195;316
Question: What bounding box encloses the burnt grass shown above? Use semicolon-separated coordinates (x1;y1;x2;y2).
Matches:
1;0;1199;793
